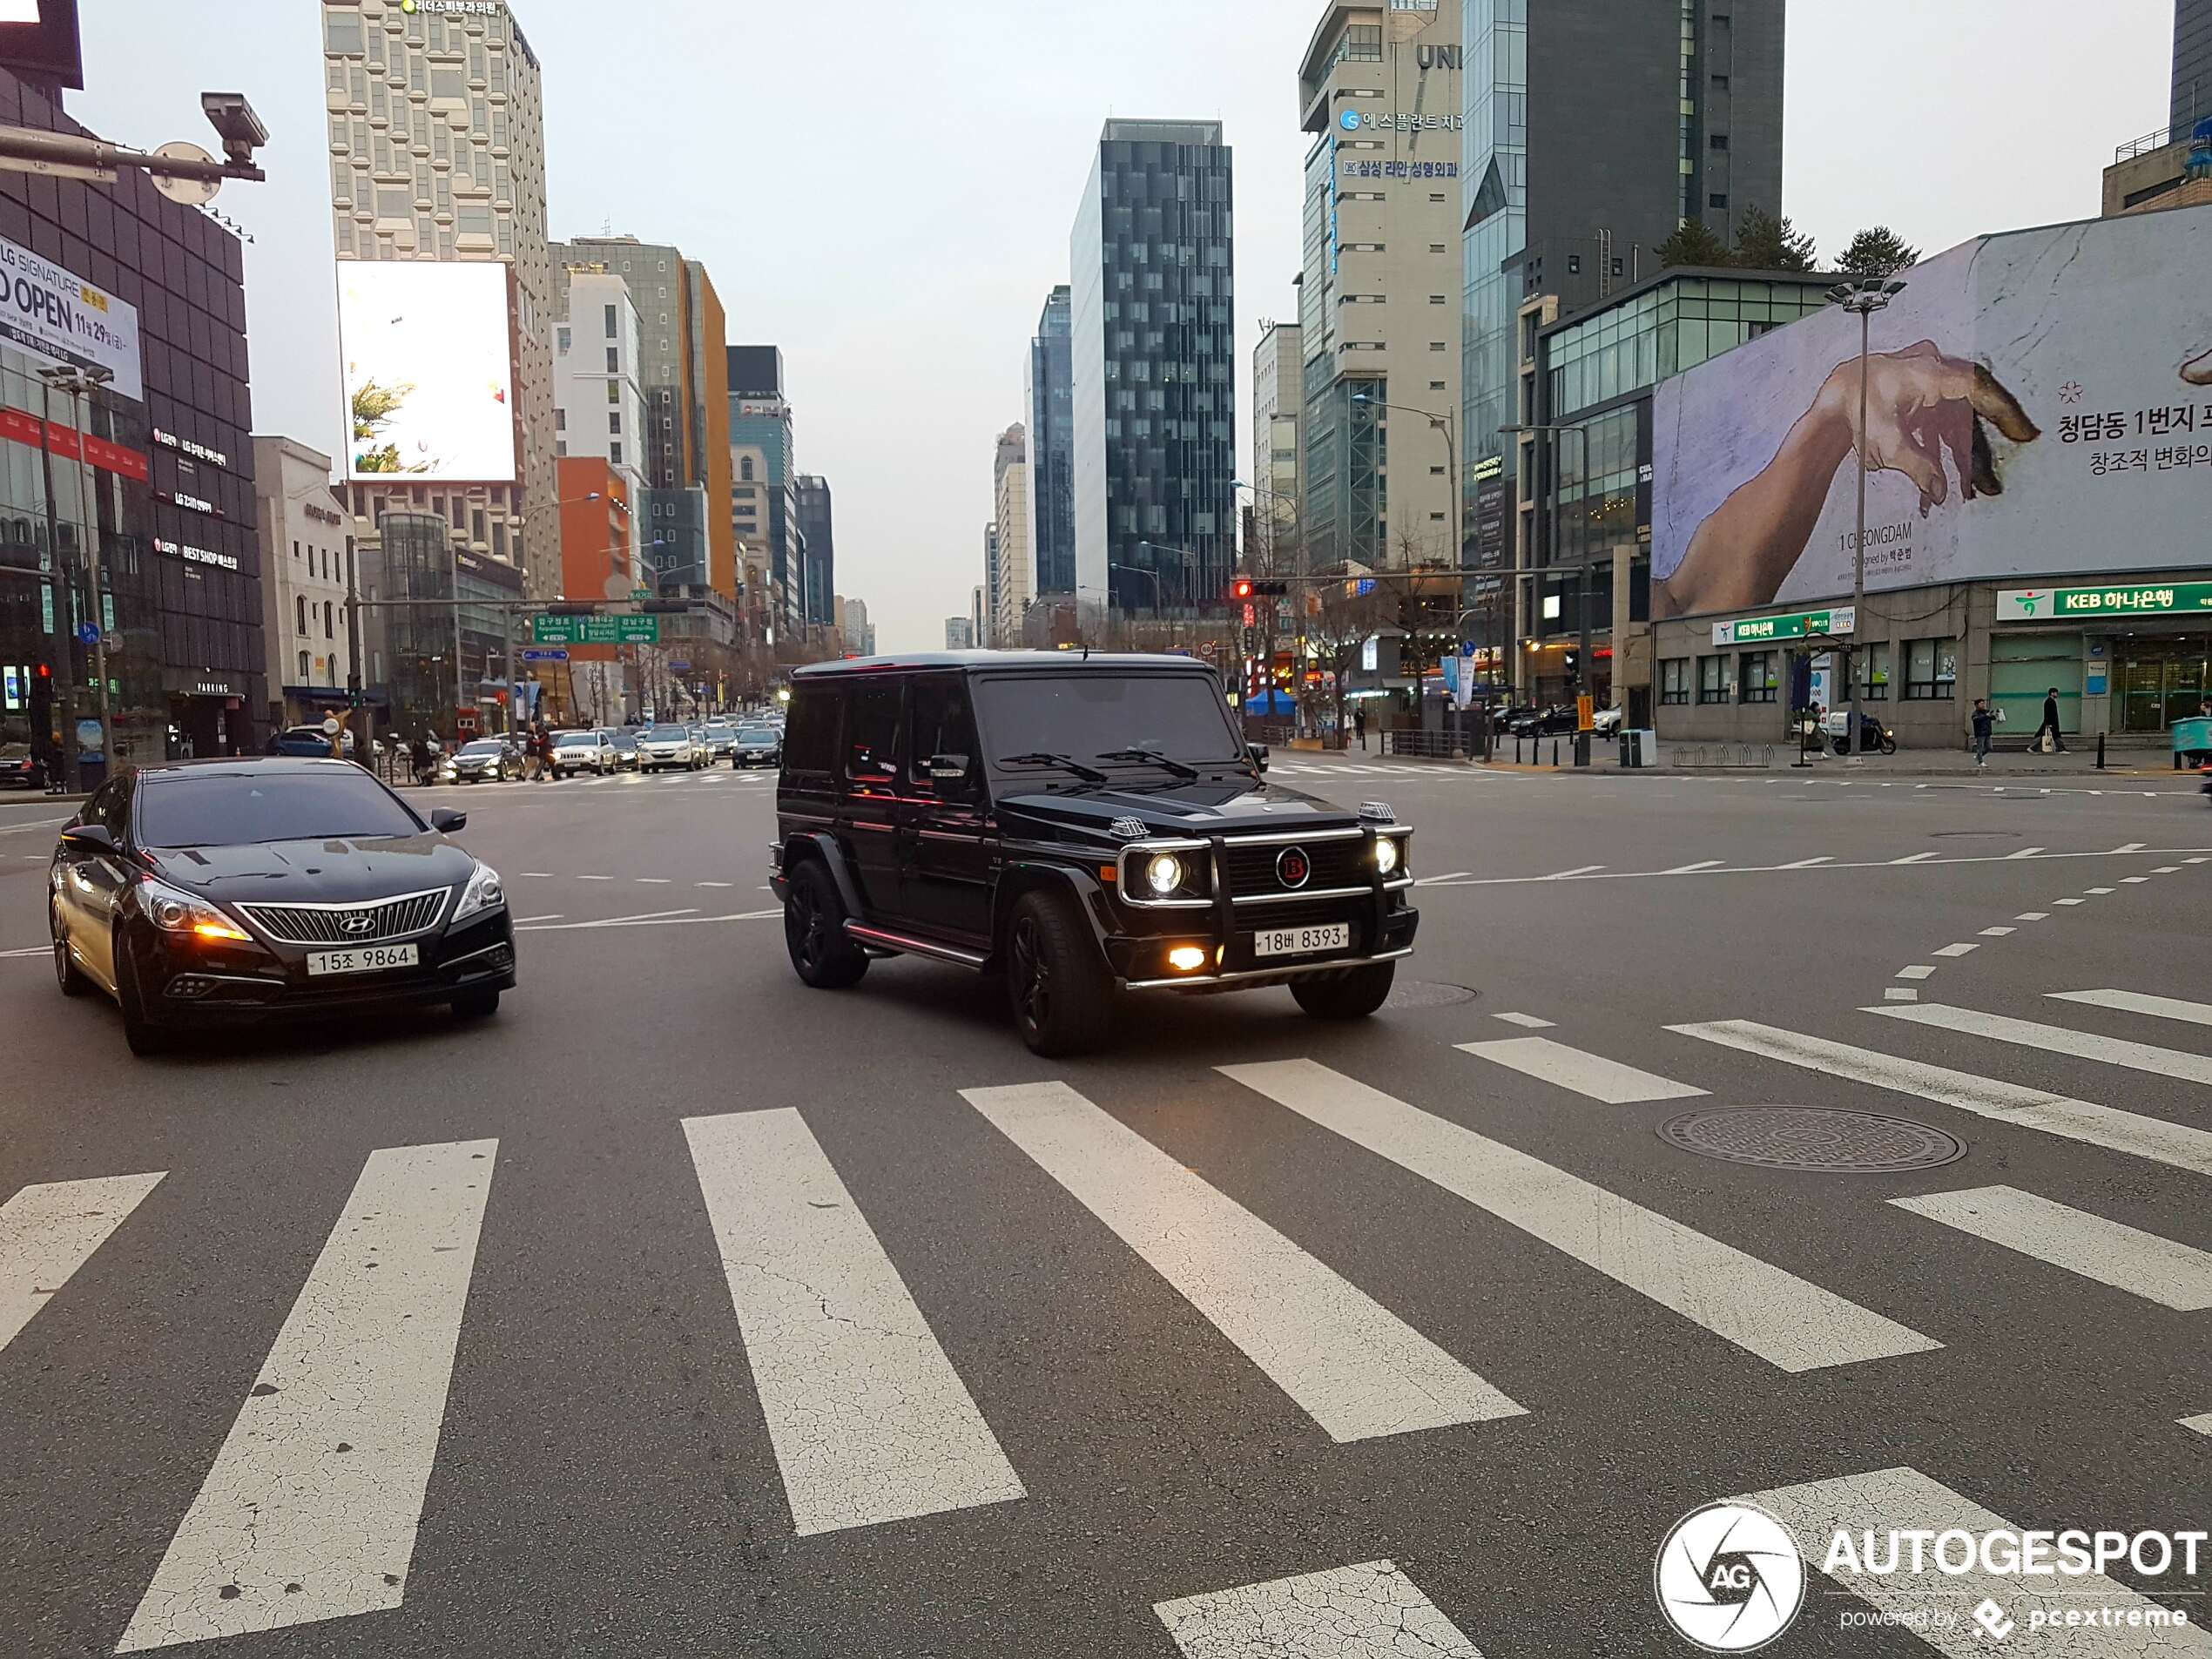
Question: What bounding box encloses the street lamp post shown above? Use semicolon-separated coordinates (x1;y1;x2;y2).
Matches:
41;364;118;782
1825;278;1907;759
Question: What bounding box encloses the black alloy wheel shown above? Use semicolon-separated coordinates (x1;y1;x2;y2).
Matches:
1289;961;1397;1020
1005;890;1112;1057
783;860;869;988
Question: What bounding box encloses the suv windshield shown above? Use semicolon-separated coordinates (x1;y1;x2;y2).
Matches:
977;673;1244;771
138;771;424;848
644;725;688;741
552;731;592;745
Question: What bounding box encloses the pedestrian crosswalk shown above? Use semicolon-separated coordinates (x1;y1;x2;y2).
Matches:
4;981;2210;1650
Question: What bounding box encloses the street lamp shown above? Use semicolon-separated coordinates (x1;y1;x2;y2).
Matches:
40;363;117;783
1349;394;1459;575
1825;277;1907;759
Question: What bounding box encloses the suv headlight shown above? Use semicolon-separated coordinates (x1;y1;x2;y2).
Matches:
454;860;505;922
138;875;250;942
1145;853;1185;895
1374;837;1399;875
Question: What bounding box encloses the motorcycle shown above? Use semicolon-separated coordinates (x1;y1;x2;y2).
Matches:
1826;711;1898;757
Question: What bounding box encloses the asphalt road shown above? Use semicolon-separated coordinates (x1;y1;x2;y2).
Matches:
2;756;2209;1657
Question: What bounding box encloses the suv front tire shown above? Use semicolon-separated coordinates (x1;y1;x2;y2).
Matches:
1005;889;1113;1056
784;859;871;988
1289;961;1396;1021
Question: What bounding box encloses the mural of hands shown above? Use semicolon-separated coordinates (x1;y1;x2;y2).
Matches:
1819;341;2040;516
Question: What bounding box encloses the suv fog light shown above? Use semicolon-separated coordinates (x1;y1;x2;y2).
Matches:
1167;946;1208;973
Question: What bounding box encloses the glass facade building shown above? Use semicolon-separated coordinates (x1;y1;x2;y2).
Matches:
1068;121;1237;614
794;475;834;629
1026;287;1076;597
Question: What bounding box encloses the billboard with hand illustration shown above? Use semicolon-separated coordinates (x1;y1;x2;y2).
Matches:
1651;208;2212;619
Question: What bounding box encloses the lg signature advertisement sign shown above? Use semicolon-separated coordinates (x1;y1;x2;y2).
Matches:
0;231;140;399
1650;209;2212;620
340;262;516;482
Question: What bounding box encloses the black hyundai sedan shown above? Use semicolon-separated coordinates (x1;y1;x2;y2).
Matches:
49;757;516;1055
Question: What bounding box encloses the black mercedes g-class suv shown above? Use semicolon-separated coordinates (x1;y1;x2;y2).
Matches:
767;652;1418;1055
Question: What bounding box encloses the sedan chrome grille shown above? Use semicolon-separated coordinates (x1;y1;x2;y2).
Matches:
237;887;451;946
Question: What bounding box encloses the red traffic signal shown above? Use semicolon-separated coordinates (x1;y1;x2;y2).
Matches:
1231;578;1253;602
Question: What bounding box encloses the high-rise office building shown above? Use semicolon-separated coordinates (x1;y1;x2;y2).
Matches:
2179;0;2212;131
794;475;835;631
1461;0;1784;580
550;236;733;599
322;0;556;599
945;617;975;651
552;271;646;591
1069;119;1237;614
1295;4;1462;577
1251;320;1304;571
728;347;806;633
1025;286;1076;596
992;424;1031;649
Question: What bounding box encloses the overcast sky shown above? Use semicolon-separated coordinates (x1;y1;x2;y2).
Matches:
81;0;2171;651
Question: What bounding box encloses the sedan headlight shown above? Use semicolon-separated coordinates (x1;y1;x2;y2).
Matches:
138;875;251;943
1374;836;1399;875
453;860;505;923
1145;853;1185;896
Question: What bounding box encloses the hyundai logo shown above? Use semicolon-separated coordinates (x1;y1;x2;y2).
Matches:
338;914;377;937
1276;846;1312;889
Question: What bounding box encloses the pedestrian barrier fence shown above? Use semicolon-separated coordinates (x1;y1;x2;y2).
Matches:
1671;745;1775;770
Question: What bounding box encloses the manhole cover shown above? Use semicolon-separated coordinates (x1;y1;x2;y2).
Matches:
1384;980;1480;1010
1658;1107;1965;1173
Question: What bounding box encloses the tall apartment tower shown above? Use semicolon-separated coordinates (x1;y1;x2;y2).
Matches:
321;0;556;597
1297;5;1461;576
1251;320;1304;571
993;424;1031;649
1069;120;1237;615
729;347;806;633
1461;0;1784;577
2179;0;2212;131
550;236;734;600
1025;286;1076;597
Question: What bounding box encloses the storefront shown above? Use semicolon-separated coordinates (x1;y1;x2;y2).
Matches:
165;668;247;760
1993;581;2212;738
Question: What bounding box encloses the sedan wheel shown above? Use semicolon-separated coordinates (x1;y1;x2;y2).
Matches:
51;907;88;999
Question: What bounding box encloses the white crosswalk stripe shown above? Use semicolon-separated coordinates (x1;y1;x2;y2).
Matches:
0;1170;165;1357
1455;1035;1707;1103
1888;1185;2212;1310
2051;988;2212;1028
961;1081;1522;1440
681;1109;1023;1536
118;1140;496;1651
1670;1021;2212;1178
1869;1001;2212;1087
1218;1059;1935;1372
1155;1560;1482;1658
1744;1466;2212;1657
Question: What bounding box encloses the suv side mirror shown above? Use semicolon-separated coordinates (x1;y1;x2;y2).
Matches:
1247;742;1270;773
927;753;971;782
59;823;116;856
429;807;468;833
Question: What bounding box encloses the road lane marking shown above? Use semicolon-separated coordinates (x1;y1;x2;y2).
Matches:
1891;852;1938;865
1543;864;1605;880
2015;912;2049;921
2114;842;2147;853
681;1109;1022;1535
1491;1012;1554;1029
1889;1185;2212;1310
1454;1036;1706;1104
577;874;613;882
2006;846;2046;860
2051;989;2212;1028
2085;887;2115;894
1662;860;1723;874
2054;897;2086;905
0;944;49;959
519;872;554;878
1868;1002;2212;1088
116;1140;496;1650
0;816;66;837
695;880;734;888
1931;942;1979;958
1413;871;1473;887
1744;1466;2212;1658
961;1080;1522;1440
2155;866;2184;873
1978;926;2016;937
2184;1413;2212;1436
1669;1022;2212;1179
1154;1560;1481;1658
1896;966;1936;981
1884;988;1919;1001
1218;1060;1933;1373
635;877;672;885
0;1171;164;1356
513;914;563;924
1780;855;1831;868
2121;875;2152;884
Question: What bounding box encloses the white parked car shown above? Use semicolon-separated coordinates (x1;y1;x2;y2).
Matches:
550;728;615;777
1591;706;1626;736
636;723;698;773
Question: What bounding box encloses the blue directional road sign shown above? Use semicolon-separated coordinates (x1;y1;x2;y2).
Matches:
75;622;100;645
520;647;569;664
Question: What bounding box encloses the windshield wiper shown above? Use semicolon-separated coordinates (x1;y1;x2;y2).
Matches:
998;752;1109;783
1095;746;1200;780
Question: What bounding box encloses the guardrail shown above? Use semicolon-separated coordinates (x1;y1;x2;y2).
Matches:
1380;730;1461;760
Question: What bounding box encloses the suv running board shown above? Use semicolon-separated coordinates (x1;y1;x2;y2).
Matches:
843;921;989;969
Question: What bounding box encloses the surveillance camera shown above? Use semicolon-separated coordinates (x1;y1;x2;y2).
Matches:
199;92;269;163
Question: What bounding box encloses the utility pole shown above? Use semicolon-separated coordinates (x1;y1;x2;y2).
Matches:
33;375;75;788
1824;277;1906;759
43;365;117;780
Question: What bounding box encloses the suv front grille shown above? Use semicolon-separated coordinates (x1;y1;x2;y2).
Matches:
239;887;450;945
1222;838;1369;898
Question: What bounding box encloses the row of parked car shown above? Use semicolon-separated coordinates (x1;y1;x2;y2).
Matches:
438;717;786;782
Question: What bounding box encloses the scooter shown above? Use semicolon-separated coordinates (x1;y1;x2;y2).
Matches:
1828;711;1898;757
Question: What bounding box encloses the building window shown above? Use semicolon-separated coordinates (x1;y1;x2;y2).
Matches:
609;413;622;434
324;601;335;639
1430;294;1447;305
1696;655;1729;704
554;408;565;430
430;65;465;101
1710;133;1730;151
1612;258;1625;277
1903;637;1958;700
1661;658;1690;705
605;347;618;374
605;381;620;404
1863;642;1892;700
1709;192;1730;209
1738;651;1778;704
456;203;492;237
1712;73;1730;91
325;11;364;53
609;442;622;465
298;650;310;681
296;595;308;635
740;457;755;482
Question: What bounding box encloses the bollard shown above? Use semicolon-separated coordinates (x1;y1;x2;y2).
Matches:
1551;736;1561;767
2098;732;2107;771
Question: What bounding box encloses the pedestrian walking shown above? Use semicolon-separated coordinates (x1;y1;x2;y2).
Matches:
410;734;432;787
1970;698;1997;768
1353;703;1367;752
2033;686;2067;753
533;724;555;782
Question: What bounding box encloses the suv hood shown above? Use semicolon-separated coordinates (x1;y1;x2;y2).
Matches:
144;835;478;903
995;777;1362;841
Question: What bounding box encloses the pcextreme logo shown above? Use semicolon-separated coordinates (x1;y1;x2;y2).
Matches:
1654;1503;1806;1652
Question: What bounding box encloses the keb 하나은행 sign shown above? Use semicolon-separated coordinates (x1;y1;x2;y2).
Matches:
1997;583;2212;621
530;614;659;645
1711;606;1856;646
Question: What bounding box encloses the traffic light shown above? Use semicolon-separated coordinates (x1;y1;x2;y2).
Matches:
1249;579;1289;597
543;602;599;617
1231;578;1253;602
1563;648;1581;680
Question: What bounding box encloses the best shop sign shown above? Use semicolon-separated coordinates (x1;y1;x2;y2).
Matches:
0;232;143;401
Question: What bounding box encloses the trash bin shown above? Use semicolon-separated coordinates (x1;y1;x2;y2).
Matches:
1619;729;1657;769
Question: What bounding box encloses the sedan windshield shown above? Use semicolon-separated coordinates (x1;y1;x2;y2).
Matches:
461;740;506;755
738;730;777;745
137;771;424;848
977;674;1244;771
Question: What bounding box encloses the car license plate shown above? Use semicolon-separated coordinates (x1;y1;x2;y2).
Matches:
307;943;419;977
1254;922;1350;959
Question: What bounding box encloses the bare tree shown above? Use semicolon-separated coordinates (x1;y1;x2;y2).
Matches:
1298;564;1397;746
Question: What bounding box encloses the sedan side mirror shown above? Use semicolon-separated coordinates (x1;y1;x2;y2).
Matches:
429;807;468;833
1247;743;1270;773
59;823;116;855
927;753;971;782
